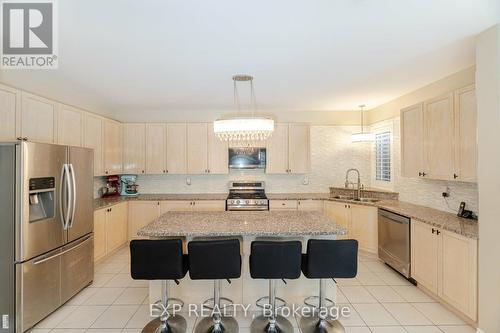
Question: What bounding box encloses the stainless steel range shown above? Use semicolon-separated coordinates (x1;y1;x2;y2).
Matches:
226;181;269;211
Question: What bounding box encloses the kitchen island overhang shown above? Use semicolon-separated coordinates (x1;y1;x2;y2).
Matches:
137;210;348;312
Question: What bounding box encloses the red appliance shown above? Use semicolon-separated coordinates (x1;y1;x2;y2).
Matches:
101;175;120;197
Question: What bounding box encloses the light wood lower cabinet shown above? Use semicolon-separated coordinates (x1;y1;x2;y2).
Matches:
93;202;128;262
93;208;107;262
269;200;298;210
323;202;377;252
128;201;160;240
411;219;440;294
411;219;477;321
159;200;226;215
297;200;323;212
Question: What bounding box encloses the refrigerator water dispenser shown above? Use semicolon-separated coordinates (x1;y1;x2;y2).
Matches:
29;177;55;222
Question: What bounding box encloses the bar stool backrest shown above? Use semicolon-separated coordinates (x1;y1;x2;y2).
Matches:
304;239;358;279
188;239;242;280
250;241;302;279
130;239;188;280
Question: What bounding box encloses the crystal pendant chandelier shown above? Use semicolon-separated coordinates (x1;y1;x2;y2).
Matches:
351;104;374;143
214;75;274;141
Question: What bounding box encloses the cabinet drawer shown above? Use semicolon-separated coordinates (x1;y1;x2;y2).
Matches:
298;200;323;211
269;200;298;210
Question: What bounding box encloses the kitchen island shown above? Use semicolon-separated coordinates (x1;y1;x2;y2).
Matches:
138;210;347;309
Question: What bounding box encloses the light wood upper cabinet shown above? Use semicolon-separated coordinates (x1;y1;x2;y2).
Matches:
454;85;477;182
208;123;228;174
0;84;19;141
401;87;477;182
103;120;122;175
266;123;290;174
84;114;104;176
20;92;57;143
401;103;423;178
187;123;208;174
166;123;187;174
288;124;310;173
440;230;477;321
57;104;83;147
145;124;166;174
128;201;160;239
267;123;310;174
123;123;146;174
423;93;455;180
411;219;440;294
93;208;107;262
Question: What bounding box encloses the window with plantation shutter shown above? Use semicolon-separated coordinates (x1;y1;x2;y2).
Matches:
375;132;391;182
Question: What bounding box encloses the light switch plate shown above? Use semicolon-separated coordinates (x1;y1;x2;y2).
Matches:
2;314;9;329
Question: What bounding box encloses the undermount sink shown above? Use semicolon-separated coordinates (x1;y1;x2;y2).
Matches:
332;195;380;203
354;197;380;203
332;195;354;200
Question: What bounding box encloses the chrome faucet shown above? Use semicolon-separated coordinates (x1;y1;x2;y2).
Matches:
345;168;362;200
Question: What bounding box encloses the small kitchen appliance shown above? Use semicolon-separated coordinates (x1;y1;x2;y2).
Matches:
101;175;120;197
226;181;269;211
120;175;139;196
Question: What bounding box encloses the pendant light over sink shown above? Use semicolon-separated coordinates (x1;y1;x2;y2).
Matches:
351;104;374;143
214;75;274;142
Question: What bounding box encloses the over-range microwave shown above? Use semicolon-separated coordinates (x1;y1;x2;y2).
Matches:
228;147;266;170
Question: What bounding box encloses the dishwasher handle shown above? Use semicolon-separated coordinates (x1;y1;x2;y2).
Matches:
379;209;410;224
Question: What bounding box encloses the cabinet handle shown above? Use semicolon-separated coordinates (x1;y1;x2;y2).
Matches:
432;228;436;234
436;230;441;235
418;172;422;176
142;170;144;174
453;173;458;179
163;170;166;173
422;172;426;177
105;170;109;175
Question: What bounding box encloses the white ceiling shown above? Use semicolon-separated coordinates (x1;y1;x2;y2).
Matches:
0;0;499;121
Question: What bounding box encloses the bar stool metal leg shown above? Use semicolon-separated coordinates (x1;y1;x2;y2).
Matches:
300;279;345;333
194;280;238;333
142;280;187;333
251;280;294;333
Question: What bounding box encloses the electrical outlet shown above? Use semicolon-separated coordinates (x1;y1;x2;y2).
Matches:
186;177;191;185
302;176;309;185
2;314;9;329
442;186;450;198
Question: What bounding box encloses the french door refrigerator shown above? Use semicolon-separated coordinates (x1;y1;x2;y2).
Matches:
0;141;94;333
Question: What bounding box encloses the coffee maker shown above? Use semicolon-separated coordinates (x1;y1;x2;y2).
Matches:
101;175;120;197
120;175;139;196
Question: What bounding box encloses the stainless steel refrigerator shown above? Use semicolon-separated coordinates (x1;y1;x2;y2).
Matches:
0;142;94;333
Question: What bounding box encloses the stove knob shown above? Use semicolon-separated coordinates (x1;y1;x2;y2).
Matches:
246;200;250;204
236;200;241;204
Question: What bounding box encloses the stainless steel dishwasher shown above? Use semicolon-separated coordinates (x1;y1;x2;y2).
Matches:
378;209;412;279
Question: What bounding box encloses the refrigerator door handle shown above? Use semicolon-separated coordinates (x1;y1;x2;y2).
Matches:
59;164;68;229
63;164;72;230
32;234;92;265
68;164;77;228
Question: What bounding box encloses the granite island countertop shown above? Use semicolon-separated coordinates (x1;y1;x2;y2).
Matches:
137;211;348;237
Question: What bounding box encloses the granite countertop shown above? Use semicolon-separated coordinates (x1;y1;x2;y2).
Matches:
94;193;228;210
94;192;478;239
137;211;347;237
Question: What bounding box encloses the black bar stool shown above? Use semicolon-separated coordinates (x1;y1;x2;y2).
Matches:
249;240;302;333
188;239;242;333
300;239;358;333
130;239;189;333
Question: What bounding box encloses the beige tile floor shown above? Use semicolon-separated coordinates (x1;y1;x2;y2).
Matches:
30;246;476;333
